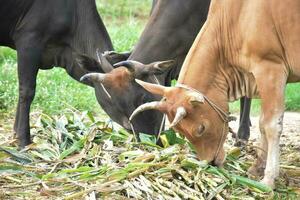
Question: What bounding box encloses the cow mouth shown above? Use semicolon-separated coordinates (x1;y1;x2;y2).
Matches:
211;159;223;167
211;151;226;167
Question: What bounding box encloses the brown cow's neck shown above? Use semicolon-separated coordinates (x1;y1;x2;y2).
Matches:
178;16;229;111
178;1;258;106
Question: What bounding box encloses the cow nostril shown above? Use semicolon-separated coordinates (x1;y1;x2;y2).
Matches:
211;160;218;166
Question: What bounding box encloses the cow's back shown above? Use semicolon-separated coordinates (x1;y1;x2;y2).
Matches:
0;0;34;47
217;0;300;82
271;0;300;79
0;0;78;48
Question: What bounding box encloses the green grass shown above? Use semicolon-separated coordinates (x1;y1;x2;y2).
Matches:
0;0;300;119
230;84;300;115
97;0;152;52
0;0;152;117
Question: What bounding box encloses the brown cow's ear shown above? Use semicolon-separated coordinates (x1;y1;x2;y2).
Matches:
188;92;205;106
75;54;102;73
147;60;175;75
135;79;168;96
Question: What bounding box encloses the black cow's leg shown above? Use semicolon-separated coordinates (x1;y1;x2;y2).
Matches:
13;103;20;132
15;38;42;148
236;97;252;146
13;103;20;139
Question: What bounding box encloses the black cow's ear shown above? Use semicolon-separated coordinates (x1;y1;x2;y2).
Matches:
75;54;101;72
103;51;131;65
147;60;175;75
113;60;175;78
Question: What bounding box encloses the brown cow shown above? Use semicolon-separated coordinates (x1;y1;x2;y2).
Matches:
130;0;300;188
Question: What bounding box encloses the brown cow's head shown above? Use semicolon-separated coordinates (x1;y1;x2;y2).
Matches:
130;80;228;166
76;54;174;138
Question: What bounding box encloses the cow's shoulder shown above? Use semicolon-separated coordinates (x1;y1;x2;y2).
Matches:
13;0;76;42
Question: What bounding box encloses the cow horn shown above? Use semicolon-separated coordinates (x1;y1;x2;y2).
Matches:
96;49;114;73
129;101;163;121
114;60;141;72
169;107;187;128
80;72;106;83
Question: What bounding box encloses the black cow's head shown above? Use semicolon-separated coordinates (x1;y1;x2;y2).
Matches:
77;54;174;137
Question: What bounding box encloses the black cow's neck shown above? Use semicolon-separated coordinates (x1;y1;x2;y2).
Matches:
128;0;210;85
59;0;114;81
72;0;113;59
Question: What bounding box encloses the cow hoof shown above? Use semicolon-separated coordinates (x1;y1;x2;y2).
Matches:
247;165;265;177
19;139;32;149
234;139;247;147
260;177;275;189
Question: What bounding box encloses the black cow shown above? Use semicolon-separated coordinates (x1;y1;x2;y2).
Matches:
0;0;132;148
80;0;252;143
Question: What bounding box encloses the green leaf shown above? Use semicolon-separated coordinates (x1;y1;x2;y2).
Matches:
234;175;273;193
160;134;170;148
86;111;96;123
0;147;33;164
119;150;144;161
171;79;177;86
139;133;156;145
59;137;86;159
159;144;181;159
181;158;208;170
162;130;186;145
0;164;23;174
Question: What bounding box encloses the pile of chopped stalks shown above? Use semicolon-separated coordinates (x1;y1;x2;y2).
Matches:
0;110;299;200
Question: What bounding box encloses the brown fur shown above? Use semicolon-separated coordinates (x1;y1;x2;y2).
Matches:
104;67;133;91
136;0;300;188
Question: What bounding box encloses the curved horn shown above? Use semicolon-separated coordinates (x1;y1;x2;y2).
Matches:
114;60;142;72
96;49;114;73
169;107;187;128
135;79;168;96
129;101;163;121
80;72;106;83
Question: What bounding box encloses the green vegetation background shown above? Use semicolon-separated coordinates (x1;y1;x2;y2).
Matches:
0;0;299;119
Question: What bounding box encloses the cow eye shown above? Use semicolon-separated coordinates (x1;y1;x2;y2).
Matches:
196;124;205;137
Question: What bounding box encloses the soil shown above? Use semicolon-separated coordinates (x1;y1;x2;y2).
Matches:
228;112;300;152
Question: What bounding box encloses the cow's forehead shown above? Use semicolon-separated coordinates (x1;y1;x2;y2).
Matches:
109;67;131;77
104;67;133;90
165;88;191;102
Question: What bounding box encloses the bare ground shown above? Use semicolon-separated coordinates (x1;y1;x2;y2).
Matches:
228;112;300;150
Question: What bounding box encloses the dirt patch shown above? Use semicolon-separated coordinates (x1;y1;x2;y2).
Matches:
0;116;14;146
229;112;300;151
